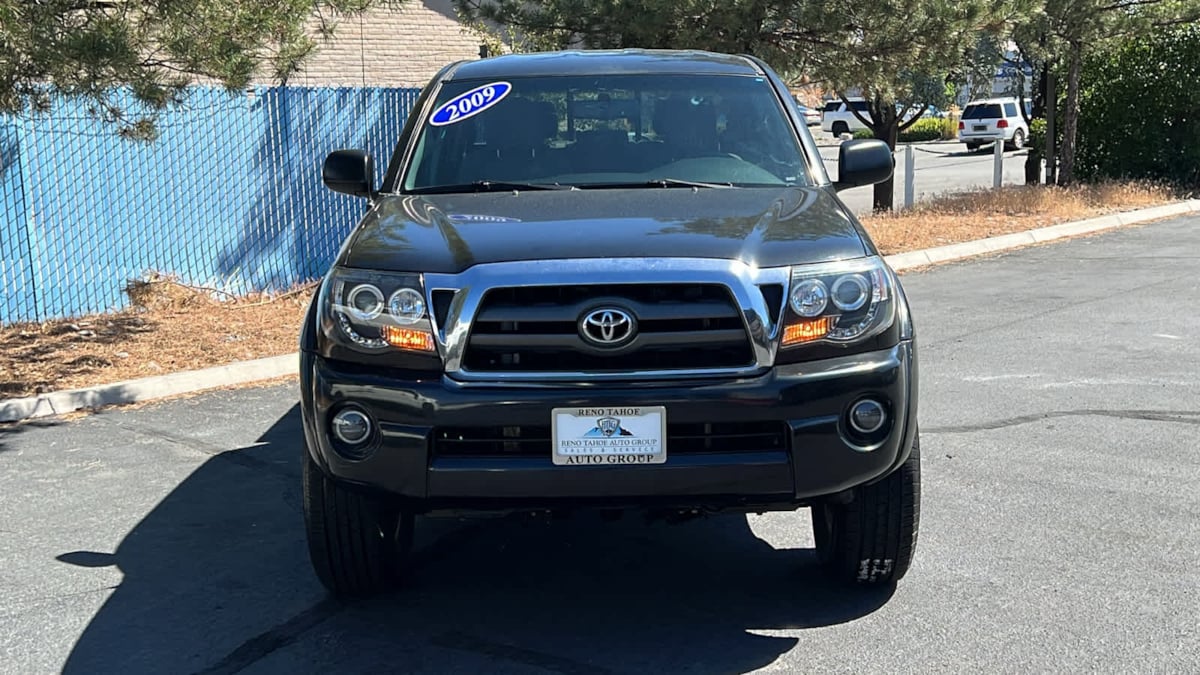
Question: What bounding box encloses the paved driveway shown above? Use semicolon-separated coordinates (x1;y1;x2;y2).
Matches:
2;217;1198;673
820;141;1032;215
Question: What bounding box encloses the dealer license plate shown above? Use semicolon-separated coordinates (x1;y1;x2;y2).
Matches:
973;125;987;132
551;406;667;466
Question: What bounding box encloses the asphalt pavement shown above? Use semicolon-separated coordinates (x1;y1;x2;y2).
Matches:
2;216;1198;673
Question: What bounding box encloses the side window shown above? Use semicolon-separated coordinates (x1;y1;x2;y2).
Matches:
851;101;870;112
1004;103;1018;117
823;101;840;113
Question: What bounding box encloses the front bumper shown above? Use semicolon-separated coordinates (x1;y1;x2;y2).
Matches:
300;341;918;511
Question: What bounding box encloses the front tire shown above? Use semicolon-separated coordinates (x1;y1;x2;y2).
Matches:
303;452;413;596
831;121;849;137
813;434;921;585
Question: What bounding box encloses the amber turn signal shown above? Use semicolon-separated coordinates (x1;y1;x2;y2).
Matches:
782;316;831;346
381;325;436;351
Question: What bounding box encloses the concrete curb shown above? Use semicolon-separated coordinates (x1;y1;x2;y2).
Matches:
882;199;1200;271
3;199;1198;423
1;354;298;423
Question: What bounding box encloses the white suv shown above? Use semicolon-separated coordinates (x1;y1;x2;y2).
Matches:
957;98;1031;151
821;98;871;136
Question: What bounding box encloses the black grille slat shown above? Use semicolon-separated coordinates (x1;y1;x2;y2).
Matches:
464;284;754;373
433;422;787;458
759;283;785;325
469;329;747;348
431;290;457;328
475;299;738;323
481;284;732;306
465;346;752;371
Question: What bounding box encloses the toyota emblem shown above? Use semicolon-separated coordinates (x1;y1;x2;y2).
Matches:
579;307;637;347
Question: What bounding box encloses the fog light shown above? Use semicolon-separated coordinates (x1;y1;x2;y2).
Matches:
849;399;886;434
332;408;372;445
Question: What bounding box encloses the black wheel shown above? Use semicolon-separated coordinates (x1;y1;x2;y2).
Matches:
1006;129;1025;151
303;452;413;596
831;121;849;137
965;142;982;152
813;433;921;585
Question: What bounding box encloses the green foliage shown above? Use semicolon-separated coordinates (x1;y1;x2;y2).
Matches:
1010;0;1200;183
0;0;393;138
853;129;876;140
454;0;796;63
459;0;1021;210
457;0;1012;113
898;117;955;142
1075;24;1200;187
1026;117;1047;159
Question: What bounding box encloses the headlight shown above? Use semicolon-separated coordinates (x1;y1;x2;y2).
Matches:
782;256;895;347
320;269;436;353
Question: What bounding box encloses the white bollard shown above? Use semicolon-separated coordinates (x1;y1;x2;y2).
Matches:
993;134;1004;189
904;144;915;209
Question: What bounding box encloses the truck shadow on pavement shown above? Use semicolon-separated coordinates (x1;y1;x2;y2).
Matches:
59;405;895;674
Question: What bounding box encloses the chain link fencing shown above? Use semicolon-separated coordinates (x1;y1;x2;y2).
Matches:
0;86;421;325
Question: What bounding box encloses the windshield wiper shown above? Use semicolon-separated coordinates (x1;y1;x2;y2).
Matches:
408;181;574;195
576;178;735;190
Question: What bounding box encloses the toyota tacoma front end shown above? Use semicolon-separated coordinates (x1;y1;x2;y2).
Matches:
299;49;920;596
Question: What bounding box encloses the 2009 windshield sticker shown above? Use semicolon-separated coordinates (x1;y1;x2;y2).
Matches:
429;82;512;126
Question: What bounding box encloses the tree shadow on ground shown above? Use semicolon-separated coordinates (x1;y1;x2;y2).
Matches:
0;418;61;452
0;315;159;397
60;405;894;674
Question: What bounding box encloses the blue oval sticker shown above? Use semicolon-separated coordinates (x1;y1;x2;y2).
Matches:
429;82;512;126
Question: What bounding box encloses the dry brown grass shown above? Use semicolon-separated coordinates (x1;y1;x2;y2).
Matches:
861;181;1176;254
1;274;315;399
0;181;1183;401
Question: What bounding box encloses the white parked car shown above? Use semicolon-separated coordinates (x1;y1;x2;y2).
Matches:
794;102;822;126
820;98;871;136
957;98;1031;151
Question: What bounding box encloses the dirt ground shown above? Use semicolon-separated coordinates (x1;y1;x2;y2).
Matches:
0;182;1181;400
1;277;314;398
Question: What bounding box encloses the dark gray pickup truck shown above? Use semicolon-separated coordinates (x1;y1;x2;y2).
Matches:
299;49;920;596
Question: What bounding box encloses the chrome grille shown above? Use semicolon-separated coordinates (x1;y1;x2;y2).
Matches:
462;284;754;372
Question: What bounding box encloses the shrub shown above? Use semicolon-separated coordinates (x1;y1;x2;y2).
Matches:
849;117;958;144
1077;25;1200;187
897;117;957;143
1027;118;1046;159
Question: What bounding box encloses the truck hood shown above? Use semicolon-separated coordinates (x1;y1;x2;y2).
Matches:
339;187;870;274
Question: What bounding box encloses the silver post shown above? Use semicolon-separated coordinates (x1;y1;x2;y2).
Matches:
904;144;915;209
993;135;1004;189
1046;71;1057;185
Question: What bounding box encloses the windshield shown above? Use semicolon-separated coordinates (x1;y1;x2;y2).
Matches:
402;74;812;192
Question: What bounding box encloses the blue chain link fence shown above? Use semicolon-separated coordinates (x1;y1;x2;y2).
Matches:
0;86;421;325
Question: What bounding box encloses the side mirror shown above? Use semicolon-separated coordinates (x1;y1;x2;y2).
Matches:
322;149;375;198
832;139;894;191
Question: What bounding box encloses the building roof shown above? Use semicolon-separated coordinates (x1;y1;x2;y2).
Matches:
446;49;765;80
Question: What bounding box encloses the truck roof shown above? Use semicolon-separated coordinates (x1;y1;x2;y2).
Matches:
445;49;765;81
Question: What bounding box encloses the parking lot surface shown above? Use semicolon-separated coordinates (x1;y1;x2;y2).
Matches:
817;139;1031;215
2;216;1198;673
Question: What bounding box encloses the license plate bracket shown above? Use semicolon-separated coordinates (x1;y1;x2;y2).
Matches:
551;406;667;466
